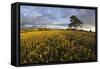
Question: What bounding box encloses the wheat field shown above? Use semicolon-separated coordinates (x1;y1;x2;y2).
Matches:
20;30;96;64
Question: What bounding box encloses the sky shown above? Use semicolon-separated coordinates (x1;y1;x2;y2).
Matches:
20;5;96;32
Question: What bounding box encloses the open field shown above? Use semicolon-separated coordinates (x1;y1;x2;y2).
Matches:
20;29;96;64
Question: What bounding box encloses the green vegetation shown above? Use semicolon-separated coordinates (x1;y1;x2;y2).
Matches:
69;15;83;30
20;29;96;64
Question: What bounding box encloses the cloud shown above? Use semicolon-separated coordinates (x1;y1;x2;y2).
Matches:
20;6;96;31
43;25;68;29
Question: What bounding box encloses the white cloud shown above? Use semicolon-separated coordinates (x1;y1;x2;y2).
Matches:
43;25;67;29
52;21;63;24
24;25;33;28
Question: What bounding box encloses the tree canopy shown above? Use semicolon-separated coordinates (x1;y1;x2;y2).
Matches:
68;15;83;30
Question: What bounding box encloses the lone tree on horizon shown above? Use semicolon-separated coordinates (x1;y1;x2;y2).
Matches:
68;15;83;30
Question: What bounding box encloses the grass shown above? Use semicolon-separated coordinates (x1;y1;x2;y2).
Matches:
20;29;96;64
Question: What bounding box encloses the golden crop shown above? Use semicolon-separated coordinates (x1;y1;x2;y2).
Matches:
20;30;96;64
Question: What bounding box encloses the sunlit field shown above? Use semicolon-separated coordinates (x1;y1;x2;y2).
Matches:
20;29;96;64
